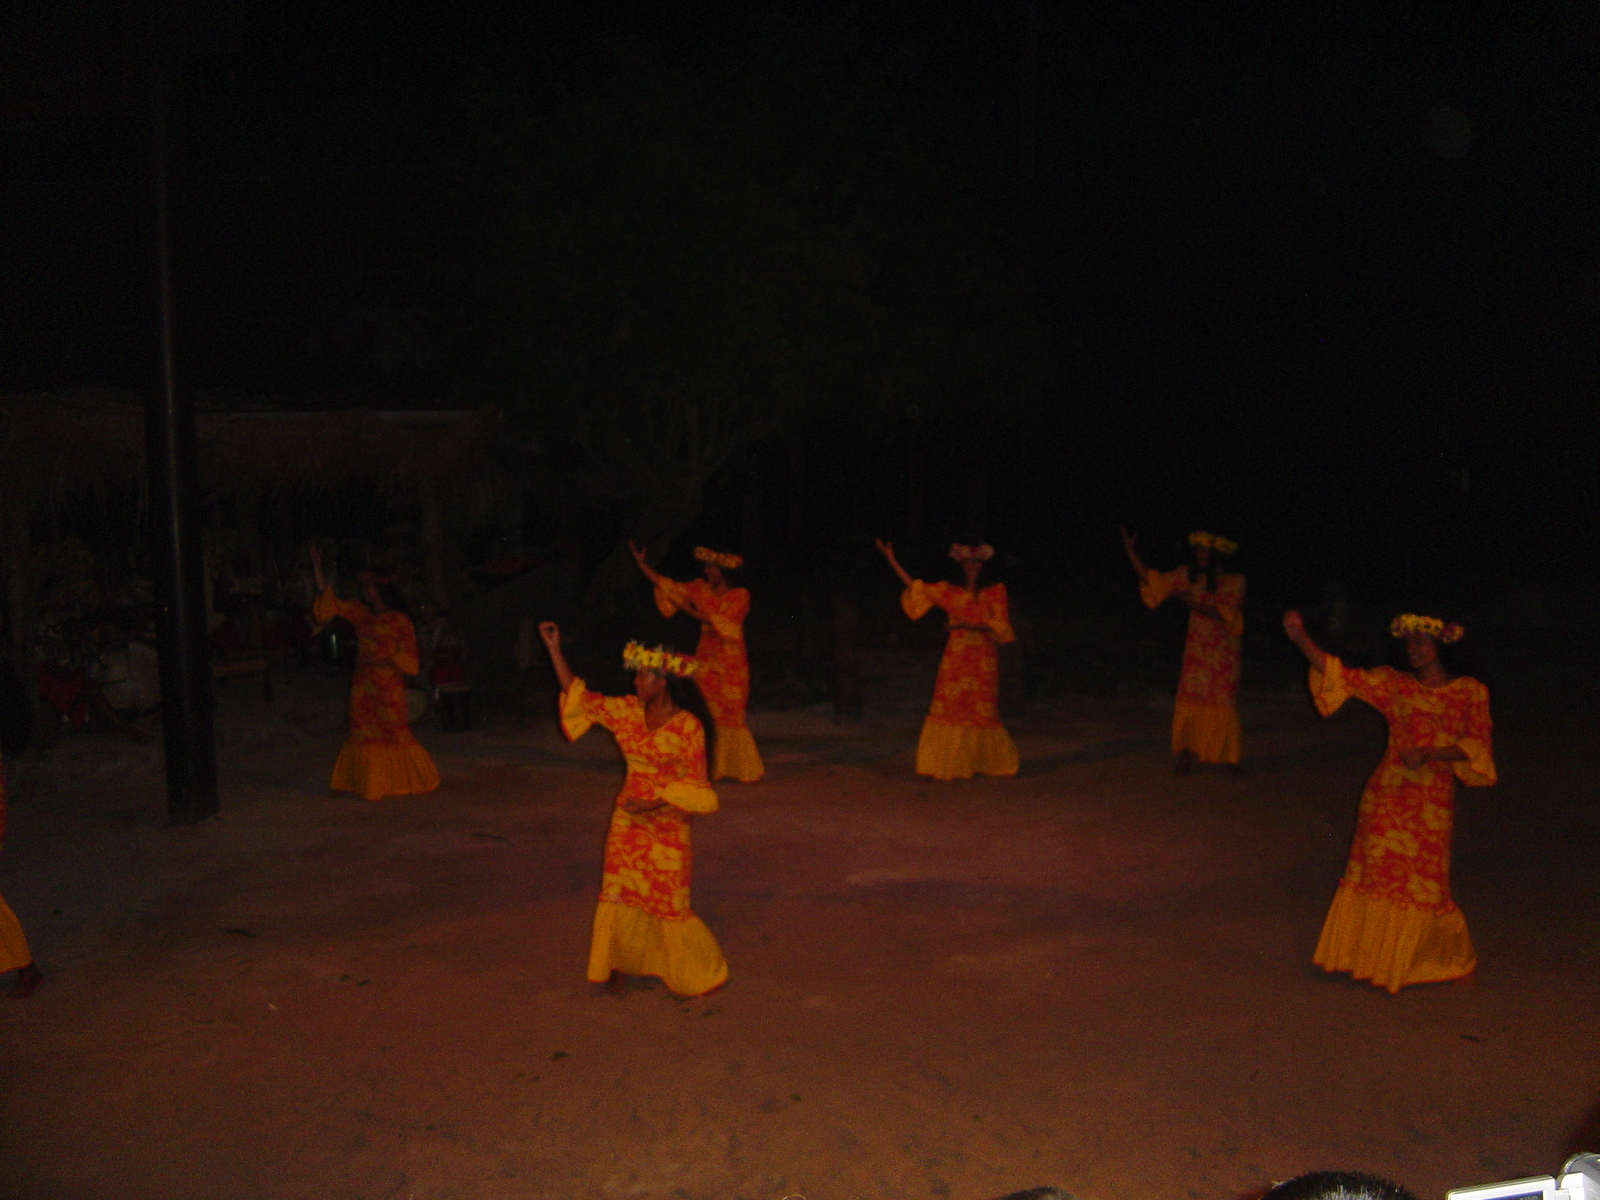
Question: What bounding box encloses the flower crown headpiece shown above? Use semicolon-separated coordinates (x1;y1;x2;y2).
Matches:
621;641;700;677
1188;531;1238;555
949;543;994;563
693;547;743;570
1389;614;1464;644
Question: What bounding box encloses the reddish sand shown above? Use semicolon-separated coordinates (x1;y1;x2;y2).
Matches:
1;659;1596;1200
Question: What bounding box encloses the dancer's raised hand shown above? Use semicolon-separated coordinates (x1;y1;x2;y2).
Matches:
1118;525;1147;577
875;538;913;588
538;621;574;688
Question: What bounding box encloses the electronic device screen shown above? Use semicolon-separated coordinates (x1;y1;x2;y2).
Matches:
1446;1179;1556;1200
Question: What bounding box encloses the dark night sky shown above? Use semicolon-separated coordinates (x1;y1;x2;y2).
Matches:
5;0;1597;595
180;0;1595;388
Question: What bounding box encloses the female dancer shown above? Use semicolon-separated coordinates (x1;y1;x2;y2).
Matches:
0;751;41;998
875;539;1019;781
310;545;439;801
1120;526;1246;774
539;622;727;997
629;542;763;782
1283;609;1494;992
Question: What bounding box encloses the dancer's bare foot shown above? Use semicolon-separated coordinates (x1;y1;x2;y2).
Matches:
1174;750;1193;776
604;970;628;997
7;963;42;1000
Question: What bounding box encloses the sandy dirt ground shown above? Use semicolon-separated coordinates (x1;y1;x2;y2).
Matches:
2;652;1597;1200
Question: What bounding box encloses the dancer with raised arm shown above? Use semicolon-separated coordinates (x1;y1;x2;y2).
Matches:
539;621;728;997
310;544;439;801
1121;526;1246;774
629;542;763;783
875;538;1019;781
1283;609;1494;992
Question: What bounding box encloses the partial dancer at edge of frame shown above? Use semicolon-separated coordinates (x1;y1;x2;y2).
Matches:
0;749;42;999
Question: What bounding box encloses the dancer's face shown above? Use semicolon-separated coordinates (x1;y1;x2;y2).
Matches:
1403;633;1440;673
634;669;667;703
961;559;983;587
702;563;723;588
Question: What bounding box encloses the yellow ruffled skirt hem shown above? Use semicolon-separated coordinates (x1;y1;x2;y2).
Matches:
0;891;33;974
331;739;441;801
712;725;764;783
1313;883;1476;993
1171;700;1241;764
586;900;728;997
914;720;1019;781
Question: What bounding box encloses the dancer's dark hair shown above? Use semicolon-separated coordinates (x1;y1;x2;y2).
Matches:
1263;1171;1417;1200
376;582;412;619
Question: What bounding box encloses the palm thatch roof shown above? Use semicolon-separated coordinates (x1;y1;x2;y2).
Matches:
0;389;507;512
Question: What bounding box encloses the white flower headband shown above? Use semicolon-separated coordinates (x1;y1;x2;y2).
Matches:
1389;614;1463;644
621;641;700;677
693;547;743;570
949;543;994;563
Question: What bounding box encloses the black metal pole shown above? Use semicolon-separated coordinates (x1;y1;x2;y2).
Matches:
146;0;219;824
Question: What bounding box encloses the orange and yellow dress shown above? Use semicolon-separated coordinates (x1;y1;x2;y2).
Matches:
1308;657;1495;993
1140;567;1245;764
901;580;1019;780
0;752;34;979
654;579;764;782
314;588;440;801
560;678;727;996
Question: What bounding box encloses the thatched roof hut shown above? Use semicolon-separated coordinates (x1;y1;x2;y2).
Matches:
0;389;518;651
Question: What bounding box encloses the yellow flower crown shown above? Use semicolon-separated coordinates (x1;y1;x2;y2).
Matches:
621;641;700;677
693;546;743;570
1188;531;1238;555
949;543;994;563
1389;614;1464;644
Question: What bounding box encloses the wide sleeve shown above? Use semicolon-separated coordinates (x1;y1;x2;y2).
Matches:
704;588;749;640
312;586;368;627
1308;657;1398;718
653;577;689;620
1213;574;1245;639
558;677;633;741
1452;681;1496;787
1139;567;1187;610
658;716;719;813
981;584;1017;645
901;579;952;621
373;615;421;675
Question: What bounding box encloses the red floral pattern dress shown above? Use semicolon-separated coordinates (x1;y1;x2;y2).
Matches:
1140;567;1245;763
1309;658;1495;992
314;589;440;801
901;580;1019;780
561;680;727;996
654;579;764;781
